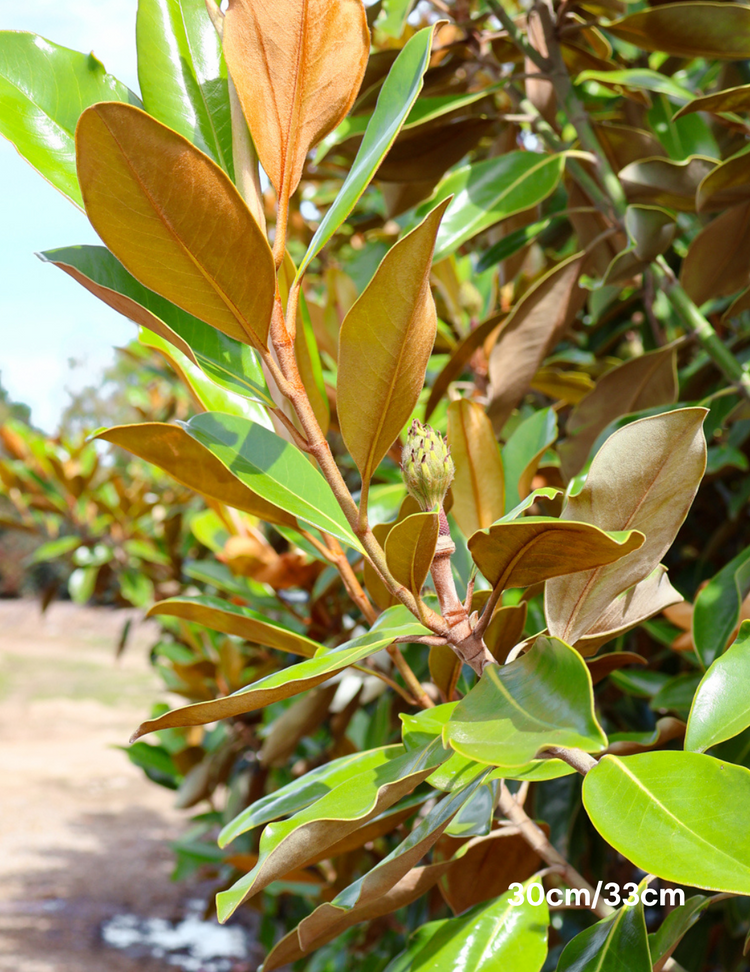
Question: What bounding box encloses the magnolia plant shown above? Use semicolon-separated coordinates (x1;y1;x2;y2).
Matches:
5;0;750;968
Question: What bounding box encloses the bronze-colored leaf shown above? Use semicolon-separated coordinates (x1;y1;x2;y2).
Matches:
723;285;750;322
696;145;750;212
594;123;667;171
487;253;587;431
546;409;706;645
223;0;369;209
485;602;528;664
674;83;750;120
259;685;338;766
97;423;297;527
384;511;440;597
619;155;717;212
607;3;750;60
364;521;397;610
263;862;450;970
681;202;750;306
447;399;505;538
338;199;449;489
424;313;504;421
602;716;686;756
436;828;545;915
586;652;648;686
429;643;461;702
559;345;679;480
469;518;644;592
75;103;275;347
575;565;683;656
626;205;677;262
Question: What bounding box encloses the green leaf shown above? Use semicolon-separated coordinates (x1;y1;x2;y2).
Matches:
444;635;607;768
216;738;448;921
131;606;429;739
583;751;750;893
136;0;233;174
501;408;557;512
383;876;549;972
692;544;750;667
296;24;436;282
686;621;750;752
147;595;320;658
418;151;565;263
183;412;362;550
557;882;652;972
219;746;403;846
649;895;710;965
24;535;80;564
576;68;694;103
41;246;273;406
475;218;555;274
377;0;418;37
0;31;139;206
400;704;574;787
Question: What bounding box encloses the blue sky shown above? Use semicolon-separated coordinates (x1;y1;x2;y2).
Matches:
1;0;140;432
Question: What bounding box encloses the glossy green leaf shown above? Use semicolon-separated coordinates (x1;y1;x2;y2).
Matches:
216;737;448;920
377;0;417;37
136;0;232;173
693;544;750;667
220;746;402;846
183;412;362;550
297;24;436;282
476;218;555;274
501;408;557;512
383;876;549;972
148;594;320;658
557;882;651;972
0;31;139;207
401;704;574;787
606;3;750;59
687;621;750;752
468;517;644;591
41;245;273;405
444;635;607;767
576;68;693;103
418;151;565;263
132;606;430;739
649;895;710;966
583;751;750;893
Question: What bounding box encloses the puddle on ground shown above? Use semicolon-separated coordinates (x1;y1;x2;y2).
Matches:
101;898;251;971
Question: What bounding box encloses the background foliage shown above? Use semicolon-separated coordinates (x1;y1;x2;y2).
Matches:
4;0;750;970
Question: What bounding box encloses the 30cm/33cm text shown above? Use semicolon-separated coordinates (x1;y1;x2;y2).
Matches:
509;882;685;908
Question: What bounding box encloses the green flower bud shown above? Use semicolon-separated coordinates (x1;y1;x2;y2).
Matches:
401;419;454;512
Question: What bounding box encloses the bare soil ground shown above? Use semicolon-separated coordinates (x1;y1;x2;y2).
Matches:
0;599;249;972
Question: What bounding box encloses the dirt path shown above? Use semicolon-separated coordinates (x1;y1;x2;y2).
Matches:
0;600;255;972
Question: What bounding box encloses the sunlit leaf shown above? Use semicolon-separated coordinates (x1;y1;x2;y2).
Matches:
687;621;750;753
385;511;439;597
223;0;368;212
693;544;750;667
583;751;750;893
338;199;449;490
502;408;557;511
136;0;232;172
131;606;430;739
557;883;651;972
0;31;139;206
444;635;607;767
76;102;275;347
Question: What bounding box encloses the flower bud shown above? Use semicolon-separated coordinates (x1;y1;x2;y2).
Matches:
401;420;454;512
